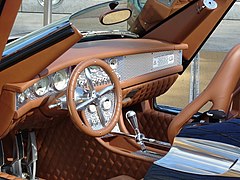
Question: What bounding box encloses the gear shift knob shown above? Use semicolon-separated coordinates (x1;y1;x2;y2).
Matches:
126;110;146;151
126;111;139;133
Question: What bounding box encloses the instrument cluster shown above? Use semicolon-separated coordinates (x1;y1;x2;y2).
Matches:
15;59;121;110
16;68;70;109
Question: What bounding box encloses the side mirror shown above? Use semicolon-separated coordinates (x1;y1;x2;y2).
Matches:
99;8;132;25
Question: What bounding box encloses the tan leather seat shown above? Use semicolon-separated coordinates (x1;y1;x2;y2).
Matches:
168;44;240;143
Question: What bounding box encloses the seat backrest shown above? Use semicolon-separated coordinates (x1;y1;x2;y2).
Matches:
167;44;240;143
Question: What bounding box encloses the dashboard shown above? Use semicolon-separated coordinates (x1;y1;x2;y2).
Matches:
16;49;182;110
0;38;187;138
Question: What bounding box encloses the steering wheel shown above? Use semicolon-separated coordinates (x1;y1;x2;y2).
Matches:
67;59;122;136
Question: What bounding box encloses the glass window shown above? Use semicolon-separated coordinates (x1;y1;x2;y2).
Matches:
156;50;226;112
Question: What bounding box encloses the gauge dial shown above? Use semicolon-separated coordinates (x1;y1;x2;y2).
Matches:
109;58;118;70
33;77;50;96
24;88;31;99
53;69;68;91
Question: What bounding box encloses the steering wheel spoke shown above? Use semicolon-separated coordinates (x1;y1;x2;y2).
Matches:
76;97;95;111
84;67;95;92
76;84;114;111
98;84;114;96
96;105;106;127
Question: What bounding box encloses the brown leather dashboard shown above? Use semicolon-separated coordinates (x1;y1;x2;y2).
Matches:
45;38;187;74
0;38;187;138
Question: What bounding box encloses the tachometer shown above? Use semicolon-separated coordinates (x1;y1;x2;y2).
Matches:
33;77;50;96
53;69;68;91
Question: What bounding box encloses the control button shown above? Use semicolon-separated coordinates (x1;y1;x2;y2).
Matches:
102;99;111;111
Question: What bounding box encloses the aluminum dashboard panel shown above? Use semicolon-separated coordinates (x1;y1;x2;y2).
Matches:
105;50;182;82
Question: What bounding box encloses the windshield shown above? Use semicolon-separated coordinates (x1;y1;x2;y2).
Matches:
70;1;130;32
69;0;191;36
9;0;192;38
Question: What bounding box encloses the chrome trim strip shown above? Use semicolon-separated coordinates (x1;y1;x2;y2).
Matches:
154;137;240;177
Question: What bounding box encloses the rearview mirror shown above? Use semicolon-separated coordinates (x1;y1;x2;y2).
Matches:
99;8;132;25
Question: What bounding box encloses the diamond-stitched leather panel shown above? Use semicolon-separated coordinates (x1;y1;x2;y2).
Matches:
122;74;178;107
125;109;175;142
36;119;151;180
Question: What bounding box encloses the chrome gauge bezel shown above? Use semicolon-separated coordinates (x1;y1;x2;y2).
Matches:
32;76;50;97
52;69;69;91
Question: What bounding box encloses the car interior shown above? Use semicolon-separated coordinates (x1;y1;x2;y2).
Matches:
0;0;239;179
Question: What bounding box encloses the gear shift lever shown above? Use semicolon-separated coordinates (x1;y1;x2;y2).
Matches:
126;111;146;151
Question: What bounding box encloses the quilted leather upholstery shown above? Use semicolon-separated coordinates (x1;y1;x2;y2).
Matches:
122;74;178;107
36;118;151;180
124;109;175;142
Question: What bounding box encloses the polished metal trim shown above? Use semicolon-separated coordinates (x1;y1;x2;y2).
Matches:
105;50;182;82
111;131;171;149
26;132;37;180
11;133;24;178
0;140;4;172
154;137;240;177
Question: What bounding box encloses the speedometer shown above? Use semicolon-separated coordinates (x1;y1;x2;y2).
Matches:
33;77;50;96
53;69;68;91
